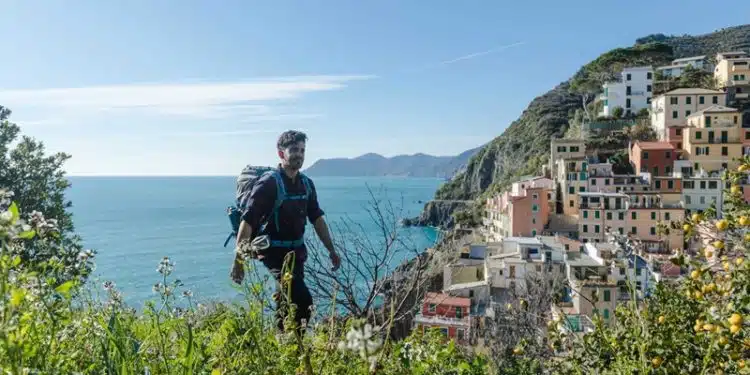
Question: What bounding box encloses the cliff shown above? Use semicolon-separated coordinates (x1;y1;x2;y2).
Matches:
304;147;482;178
423;24;750;227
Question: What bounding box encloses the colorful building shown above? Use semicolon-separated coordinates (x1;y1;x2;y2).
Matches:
626;191;685;253
629;141;678;176
714;51;750;112
577;192;629;243
413;293;472;344
650;88;726;141
682;105;743;174
484;177;553;240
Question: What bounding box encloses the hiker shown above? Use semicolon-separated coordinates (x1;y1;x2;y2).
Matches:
230;130;341;332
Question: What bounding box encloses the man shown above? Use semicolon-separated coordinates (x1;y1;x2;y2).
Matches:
230;130;341;332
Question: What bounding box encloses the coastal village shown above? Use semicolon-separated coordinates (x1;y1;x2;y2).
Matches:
411;51;750;346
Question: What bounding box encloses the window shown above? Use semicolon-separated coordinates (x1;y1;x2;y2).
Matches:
653;166;658;175
440;327;448;336
569;186;574;194
595;211;600;219
579;186;585;192
676;128;682;136
655;180;661;189
650;227;656;235
665;212;671;220
583;225;588;233
619;267;625;275
631;226;637;234
686;97;692;105
677;142;682;149
532;204;539;212
647;84;652;92
667;180;674;189
509;266;516;278
713;96;718;104
685;195;692;204
595;225;600;233
604;290;611;302
643;151;649;159
666;166;672;175
699;96;705;104
531;229;537;236
700;181;706;189
700;196;706;204
647;72;652;80
591;179;597;185
672;111;678;119
651;212;656;220
696;131;702;139
570;200;574;207
532;193;539;200
722;147;728;156
626;73;632;81
618;227;624;234
670;97;678;105
428;304;436;313
607;212;612;220
636;268;642;276
632;212;637;220
626;98;631;108
708;181;718;189
455;306;463;318
686;110;691;117
583;211;589;219
605;179;610;185
604;309;610;319
456;329;465;341
618;212;624;220
647;97;652;104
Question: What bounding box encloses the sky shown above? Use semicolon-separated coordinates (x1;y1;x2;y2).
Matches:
0;0;748;176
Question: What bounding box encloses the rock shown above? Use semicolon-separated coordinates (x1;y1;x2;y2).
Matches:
405;200;471;229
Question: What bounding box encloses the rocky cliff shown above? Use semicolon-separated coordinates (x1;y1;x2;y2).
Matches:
422;24;750;227
402;200;471;228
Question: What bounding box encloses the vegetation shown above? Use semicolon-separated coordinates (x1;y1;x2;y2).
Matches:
654;65;720;95
0;107;92;285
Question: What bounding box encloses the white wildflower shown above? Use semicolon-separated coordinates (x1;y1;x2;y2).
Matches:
337;323;383;366
0;210;12;224
157;257;175;276
182;289;193;298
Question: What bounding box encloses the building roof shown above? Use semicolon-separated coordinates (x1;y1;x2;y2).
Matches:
445;280;489;292
663;88;724;95
578;192;629;198
656;63;691;71
672;55;706;63
635;141;675;150
627;254;649;269
503;237;543;246
566;252;604;267
622;66;653;72
423;292;471;307
687;105;740;118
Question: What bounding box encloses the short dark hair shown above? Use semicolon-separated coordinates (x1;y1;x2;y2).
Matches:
277;130;308;150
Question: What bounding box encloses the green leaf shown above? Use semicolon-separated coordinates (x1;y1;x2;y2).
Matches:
17;230;35;240
11;255;21;267
55;280;76;295
10;288;25;307
8;202;19;224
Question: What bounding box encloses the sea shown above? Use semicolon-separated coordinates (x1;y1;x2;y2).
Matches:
67;176;443;308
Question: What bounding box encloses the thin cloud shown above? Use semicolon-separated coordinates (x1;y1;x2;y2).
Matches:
439;41;526;65
0;75;372;119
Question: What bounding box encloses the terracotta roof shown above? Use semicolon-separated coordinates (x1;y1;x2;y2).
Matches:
664;88;724;95
635;141;675;150
423;292;471;308
687;105;740;117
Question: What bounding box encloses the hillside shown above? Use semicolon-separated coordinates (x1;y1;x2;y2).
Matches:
426;24;750;225
303;146;482;178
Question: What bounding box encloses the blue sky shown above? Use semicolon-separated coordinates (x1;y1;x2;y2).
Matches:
0;0;747;175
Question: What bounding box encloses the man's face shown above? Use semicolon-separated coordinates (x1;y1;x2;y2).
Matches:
279;141;306;170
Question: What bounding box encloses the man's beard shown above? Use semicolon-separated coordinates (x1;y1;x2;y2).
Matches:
289;158;304;169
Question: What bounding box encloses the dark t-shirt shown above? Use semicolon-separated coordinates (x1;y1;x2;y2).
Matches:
241;167;324;265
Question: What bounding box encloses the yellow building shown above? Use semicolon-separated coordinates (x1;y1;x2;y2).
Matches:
556;157;589;216
682;105;743;173
714;51;749;89
626;192;685;253
650;88;726;141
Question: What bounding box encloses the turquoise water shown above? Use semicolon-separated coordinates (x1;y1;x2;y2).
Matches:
67;176;442;308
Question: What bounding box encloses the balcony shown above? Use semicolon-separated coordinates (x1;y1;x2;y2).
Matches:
413;313;471;328
627;90;646;96
732;64;749;72
560;314;595;334
736;93;749;99
732;78;749;85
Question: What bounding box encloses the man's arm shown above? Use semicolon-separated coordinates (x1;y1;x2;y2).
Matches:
306;178;340;271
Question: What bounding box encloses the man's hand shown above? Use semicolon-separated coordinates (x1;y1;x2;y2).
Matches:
329;250;341;272
231;255;245;284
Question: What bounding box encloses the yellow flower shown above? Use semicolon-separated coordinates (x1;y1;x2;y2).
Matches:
736;257;745;266
712;240;725;250
740;216;750;226
692;213;703;222
716;219;729;231
731;185;741;195
739;164;750;172
729;313;743;326
651;356;663;368
658;315;666;324
691;270;702;280
730;324;741;335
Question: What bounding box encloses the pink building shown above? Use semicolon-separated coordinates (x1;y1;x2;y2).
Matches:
630;141;678;177
485;177;553;239
413;292;471;344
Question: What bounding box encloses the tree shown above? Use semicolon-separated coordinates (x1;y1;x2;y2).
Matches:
303;186;449;338
611;107;624;119
0;106;91;282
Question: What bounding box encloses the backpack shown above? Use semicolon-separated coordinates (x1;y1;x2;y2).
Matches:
223;165;312;248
